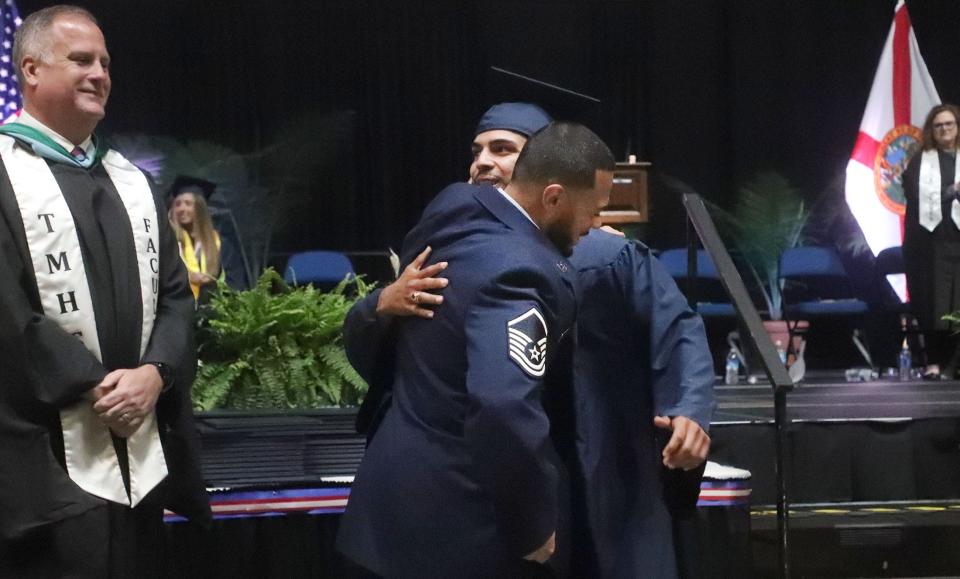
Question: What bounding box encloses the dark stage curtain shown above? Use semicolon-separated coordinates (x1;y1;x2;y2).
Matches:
18;0;960;254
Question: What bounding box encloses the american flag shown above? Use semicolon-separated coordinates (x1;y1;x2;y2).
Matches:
0;0;20;124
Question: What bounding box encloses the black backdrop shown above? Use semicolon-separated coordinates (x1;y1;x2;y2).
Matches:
18;0;960;254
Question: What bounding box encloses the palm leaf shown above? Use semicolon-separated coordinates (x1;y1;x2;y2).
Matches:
725;172;809;319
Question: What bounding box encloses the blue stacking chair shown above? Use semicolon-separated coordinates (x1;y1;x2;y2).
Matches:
283;250;355;290
779;246;872;366
658;248;736;319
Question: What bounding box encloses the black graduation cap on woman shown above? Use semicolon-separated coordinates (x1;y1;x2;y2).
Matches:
166;175;217;207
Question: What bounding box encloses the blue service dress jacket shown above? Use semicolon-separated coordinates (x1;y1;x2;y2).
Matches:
336;183;579;579
569;229;715;579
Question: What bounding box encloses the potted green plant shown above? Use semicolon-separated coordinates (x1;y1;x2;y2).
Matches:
191;268;370;411
702;172;815;370
710;172;811;321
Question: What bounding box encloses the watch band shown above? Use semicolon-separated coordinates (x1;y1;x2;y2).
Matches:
146;361;174;393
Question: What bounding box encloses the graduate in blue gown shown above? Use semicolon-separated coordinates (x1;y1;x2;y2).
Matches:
338;123;614;578
345;92;714;578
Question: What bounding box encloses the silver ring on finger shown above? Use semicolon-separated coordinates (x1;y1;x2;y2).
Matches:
411;291;421;304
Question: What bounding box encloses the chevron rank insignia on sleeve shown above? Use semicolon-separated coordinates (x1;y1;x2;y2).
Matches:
507;307;548;377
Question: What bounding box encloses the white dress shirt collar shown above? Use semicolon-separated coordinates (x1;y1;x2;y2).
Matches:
18;110;94;157
497;186;539;229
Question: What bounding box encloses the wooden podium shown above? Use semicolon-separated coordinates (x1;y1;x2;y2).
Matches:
599;161;650;225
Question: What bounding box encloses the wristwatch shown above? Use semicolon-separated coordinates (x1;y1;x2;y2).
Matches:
146;361;174;393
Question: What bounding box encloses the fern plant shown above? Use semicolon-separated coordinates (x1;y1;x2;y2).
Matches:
192;268;371;411
944;311;960;329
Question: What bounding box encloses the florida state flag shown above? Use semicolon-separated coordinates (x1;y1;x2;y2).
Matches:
844;0;940;301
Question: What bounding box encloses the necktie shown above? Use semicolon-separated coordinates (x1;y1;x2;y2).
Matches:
70;146;86;162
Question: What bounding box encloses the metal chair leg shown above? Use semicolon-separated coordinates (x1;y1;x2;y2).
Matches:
852;328;873;368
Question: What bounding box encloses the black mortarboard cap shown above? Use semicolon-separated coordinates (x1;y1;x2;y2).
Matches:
166;175;217;204
478;66;601;136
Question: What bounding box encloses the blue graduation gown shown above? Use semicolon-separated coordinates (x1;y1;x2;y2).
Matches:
569;229;715;579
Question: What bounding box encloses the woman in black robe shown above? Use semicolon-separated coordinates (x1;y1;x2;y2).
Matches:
902;103;960;378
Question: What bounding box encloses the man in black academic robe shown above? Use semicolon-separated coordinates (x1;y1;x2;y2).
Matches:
0;6;209;578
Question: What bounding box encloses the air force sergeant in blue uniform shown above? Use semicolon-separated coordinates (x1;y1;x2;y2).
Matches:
343;103;715;578
336;122;615;578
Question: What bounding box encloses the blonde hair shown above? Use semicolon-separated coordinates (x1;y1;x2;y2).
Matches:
169;191;220;276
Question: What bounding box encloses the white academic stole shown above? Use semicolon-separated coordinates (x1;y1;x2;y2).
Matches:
0;135;168;507
918;149;960;232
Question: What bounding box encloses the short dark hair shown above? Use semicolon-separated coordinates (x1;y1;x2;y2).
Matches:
13;5;99;88
920;103;960;151
511;122;614;190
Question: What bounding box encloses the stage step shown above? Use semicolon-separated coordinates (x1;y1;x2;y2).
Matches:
750;501;960;577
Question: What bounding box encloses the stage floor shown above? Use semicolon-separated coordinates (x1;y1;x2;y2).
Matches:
749;500;960;577
713;371;960;423
709;373;960;505
192;373;960;491
188;379;960;577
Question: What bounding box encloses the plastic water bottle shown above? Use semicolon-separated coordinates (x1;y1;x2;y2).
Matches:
775;340;787;366
898;338;912;381
724;348;740;385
